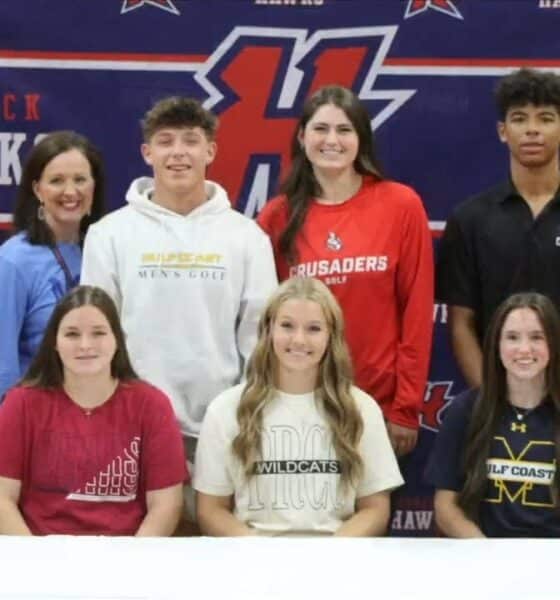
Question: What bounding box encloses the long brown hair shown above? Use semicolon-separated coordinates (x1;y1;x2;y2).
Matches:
459;292;560;519
232;277;364;488
278;85;384;264
22;285;137;388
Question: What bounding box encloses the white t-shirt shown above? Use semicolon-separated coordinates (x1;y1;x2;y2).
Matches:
194;384;403;536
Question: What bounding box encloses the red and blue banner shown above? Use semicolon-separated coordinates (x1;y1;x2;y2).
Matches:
1;0;559;534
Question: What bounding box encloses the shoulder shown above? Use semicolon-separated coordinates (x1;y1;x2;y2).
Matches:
117;379;171;406
365;179;427;218
449;182;507;223
1;386;57;412
206;383;245;417
440;389;476;430
257;195;289;230
88;206;134;232
0;233;46;265
350;386;384;421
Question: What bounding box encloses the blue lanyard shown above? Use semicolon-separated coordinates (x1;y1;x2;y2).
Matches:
51;246;76;292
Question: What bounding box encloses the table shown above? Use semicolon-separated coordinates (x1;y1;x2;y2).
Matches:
0;536;557;600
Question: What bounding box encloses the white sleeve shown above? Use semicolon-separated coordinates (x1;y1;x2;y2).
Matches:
193;400;235;497
356;390;404;497
80;225;122;314
236;228;278;369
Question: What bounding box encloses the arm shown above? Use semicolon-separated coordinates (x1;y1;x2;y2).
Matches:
389;193;435;450
334;491;390;537
135;483;183;537
0;476;32;535
434;490;485;538
139;386;188;536
0;258;27;400
80;226;122;312
448;306;482;388
236;228;278;369
197;492;255;536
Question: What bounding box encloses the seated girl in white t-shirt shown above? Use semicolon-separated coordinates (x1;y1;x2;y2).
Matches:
194;277;402;536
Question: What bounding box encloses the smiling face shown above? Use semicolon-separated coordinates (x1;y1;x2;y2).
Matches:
56;305;117;381
498;103;560;170
499;307;550;386
141;126;216;207
32;148;95;242
271;298;330;387
299;103;360;177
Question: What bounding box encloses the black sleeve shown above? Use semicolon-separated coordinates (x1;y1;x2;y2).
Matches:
424;391;475;491
435;211;478;309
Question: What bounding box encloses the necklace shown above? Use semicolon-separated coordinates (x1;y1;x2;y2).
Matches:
511;406;529;421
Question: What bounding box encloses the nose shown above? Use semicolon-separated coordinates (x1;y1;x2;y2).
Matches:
292;327;306;345
517;337;532;353
525;118;541;135
172;140;187;155
63;181;77;195
78;334;92;350
325;127;338;144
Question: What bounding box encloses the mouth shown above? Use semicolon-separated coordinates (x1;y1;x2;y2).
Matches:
167;164;191;171
59;200;81;210
319;149;343;156
286;349;311;357
520;143;544;151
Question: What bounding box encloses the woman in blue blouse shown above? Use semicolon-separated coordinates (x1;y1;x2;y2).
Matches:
0;131;105;399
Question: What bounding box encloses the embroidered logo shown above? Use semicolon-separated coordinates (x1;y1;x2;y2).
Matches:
326;232;342;251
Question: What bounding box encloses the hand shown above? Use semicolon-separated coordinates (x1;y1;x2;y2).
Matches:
386;422;418;457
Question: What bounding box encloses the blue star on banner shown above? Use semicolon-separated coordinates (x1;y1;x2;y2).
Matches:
121;0;180;15
404;0;463;20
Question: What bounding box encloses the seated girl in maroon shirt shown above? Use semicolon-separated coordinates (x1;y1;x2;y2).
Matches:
0;285;187;536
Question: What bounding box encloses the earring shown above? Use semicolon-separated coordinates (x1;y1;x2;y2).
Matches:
37;203;46;221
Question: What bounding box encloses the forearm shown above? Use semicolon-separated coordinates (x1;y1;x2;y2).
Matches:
335;506;389;537
198;506;255;537
449;307;482;388
434;493;485;538
136;502;182;537
0;498;32;535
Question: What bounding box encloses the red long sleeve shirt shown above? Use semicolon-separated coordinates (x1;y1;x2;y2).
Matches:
257;177;434;429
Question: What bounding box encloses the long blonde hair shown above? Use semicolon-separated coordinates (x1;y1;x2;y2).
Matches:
232;277;364;487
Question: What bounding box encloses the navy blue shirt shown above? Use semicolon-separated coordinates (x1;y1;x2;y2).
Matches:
426;391;560;538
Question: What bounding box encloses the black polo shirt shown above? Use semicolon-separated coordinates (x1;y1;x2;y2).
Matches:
436;180;560;342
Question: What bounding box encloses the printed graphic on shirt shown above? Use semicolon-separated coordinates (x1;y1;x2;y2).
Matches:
138;251;226;281
485;436;556;508
67;436;140;502
247;424;344;511
326;232;342;251
289;255;388;287
32;431;141;502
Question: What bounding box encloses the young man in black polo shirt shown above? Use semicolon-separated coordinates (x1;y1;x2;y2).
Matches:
437;68;560;387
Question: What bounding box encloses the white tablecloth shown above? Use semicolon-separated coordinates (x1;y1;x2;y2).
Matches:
0;536;556;600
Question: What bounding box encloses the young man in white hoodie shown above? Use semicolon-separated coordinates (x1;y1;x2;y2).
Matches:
81;97;277;471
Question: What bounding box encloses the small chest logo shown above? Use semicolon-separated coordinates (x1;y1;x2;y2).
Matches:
326;232;342;251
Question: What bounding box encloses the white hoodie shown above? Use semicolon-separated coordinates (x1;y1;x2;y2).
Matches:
81;177;278;437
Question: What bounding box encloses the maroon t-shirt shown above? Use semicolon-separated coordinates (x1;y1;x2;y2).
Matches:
0;380;187;535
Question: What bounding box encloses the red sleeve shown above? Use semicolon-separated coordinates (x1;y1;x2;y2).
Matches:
388;192;434;429
141;385;188;490
0;388;27;480
256;196;291;281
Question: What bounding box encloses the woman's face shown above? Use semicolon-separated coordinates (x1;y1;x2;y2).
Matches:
32;148;95;241
499;307;550;385
298;103;360;177
271;298;330;382
56;305;117;381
